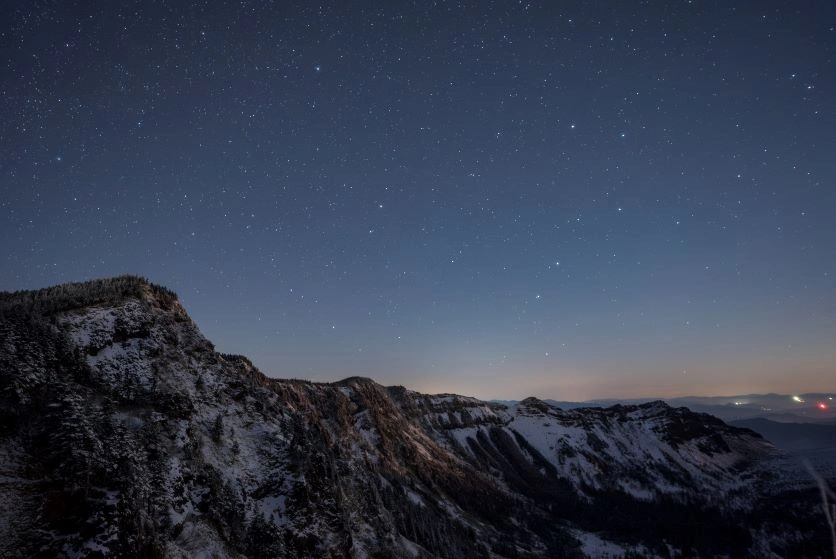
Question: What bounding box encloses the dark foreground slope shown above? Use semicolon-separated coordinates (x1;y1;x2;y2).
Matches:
0;277;831;558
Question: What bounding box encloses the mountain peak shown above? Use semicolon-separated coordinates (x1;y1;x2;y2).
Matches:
0;275;178;316
334;375;378;387
518;396;554;414
637;399;671;412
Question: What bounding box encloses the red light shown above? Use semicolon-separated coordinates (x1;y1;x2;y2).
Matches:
818;402;829;411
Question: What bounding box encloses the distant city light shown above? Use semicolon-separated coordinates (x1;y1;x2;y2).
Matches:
791;395;805;403
818;402;828;411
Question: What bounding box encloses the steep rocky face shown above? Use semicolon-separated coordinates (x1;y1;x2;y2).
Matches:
0;277;829;558
400;393;772;501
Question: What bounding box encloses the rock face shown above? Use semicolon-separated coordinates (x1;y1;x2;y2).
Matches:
0;277;828;558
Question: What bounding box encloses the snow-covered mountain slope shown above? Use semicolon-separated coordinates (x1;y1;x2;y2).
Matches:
402;393;772;504
0;277;830;558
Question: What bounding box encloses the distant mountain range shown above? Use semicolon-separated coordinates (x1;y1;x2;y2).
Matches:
510;394;836;454
1;276;833;558
535;393;836;424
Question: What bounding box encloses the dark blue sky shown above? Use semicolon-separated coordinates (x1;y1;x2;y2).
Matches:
2;1;834;399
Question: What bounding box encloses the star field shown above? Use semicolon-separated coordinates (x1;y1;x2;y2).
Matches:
2;1;835;400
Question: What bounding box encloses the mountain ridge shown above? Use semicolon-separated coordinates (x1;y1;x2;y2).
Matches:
0;276;831;558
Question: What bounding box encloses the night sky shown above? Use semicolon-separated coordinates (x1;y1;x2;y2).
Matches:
2;1;835;400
